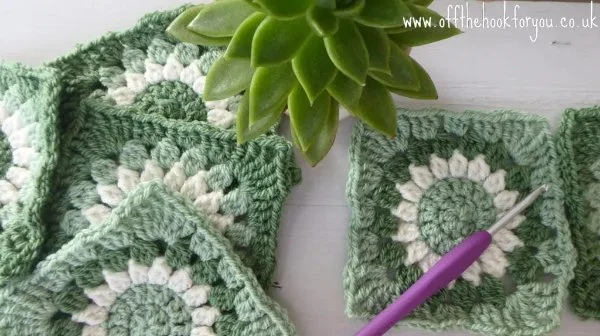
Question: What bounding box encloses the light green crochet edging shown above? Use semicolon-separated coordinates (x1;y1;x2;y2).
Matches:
43;98;299;289
0;62;61;284
557;107;600;319
0;181;296;336
344;108;575;336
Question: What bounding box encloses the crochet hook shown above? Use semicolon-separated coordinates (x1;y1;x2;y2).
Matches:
354;184;550;336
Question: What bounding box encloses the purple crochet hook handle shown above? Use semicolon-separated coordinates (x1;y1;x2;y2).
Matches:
354;231;491;336
354;184;549;336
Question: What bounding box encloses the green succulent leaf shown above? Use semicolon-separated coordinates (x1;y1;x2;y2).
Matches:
386;26;416;34
388;57;438;99
255;0;311;19
225;12;266;59
188;0;256;38
389;5;462;46
334;0;365;17
249;62;297;125
358;25;391;74
292;35;337;103
166;6;231;46
412;0;434;7
307;6;339;37
252;17;311;67
324;20;369;85
327;72;363;109
204;58;254;101
356;0;412;28
292;99;339;166
350;77;397;137
236;92;285;144
368;43;419;91
289;87;331;151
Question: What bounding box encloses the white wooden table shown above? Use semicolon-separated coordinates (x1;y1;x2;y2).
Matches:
1;1;599;335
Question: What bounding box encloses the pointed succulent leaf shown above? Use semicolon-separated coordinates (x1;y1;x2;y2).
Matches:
292;100;339;166
386;26;416;34
388;57;438;99
307;6;339;37
292;35;337;103
204;58;254;101
351;77;397;137
249;62;297;125
390;5;462;46
255;0;311;19
334;0;365;17
327;72;363;109
289;87;331;151
324;20;369;85
243;0;264;11
358;25;391;74
356;0;412;28
166;6;231;46
188;0;256;38
226;12;266;59
368;43;419;90
252;17;311;67
412;0;434;7
236;92;285;144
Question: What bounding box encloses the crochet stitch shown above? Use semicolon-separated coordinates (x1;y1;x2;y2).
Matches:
0;182;296;336
0;63;60;283
557;107;600;319
344;108;574;336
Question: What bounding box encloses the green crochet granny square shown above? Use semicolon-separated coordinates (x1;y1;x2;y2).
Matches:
0;182;296;336
344;109;574;335
557;107;600;319
0;63;60;283
44;99;298;288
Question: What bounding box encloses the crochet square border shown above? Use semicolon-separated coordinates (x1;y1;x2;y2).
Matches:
44;99;299;288
0;63;60;283
557;107;600;319
344;108;574;336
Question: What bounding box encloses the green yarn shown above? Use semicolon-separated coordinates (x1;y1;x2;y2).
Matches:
0;182;296;336
557;106;600;319
345;108;575;336
0;62;61;283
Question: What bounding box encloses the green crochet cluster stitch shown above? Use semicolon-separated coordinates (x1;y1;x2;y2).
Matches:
344;108;575;336
0;182;296;336
557;107;600;319
0;63;61;283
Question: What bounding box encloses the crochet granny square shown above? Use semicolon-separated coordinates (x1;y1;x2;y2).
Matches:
43;99;298;288
0;63;60;283
0;182;296;336
344;109;574;335
557;107;600;319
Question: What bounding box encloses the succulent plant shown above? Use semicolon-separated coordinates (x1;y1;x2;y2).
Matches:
167;0;460;165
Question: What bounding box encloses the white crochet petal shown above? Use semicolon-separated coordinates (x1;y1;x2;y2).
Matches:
192;76;207;95
408;164;434;190
494;190;519;211
140;160;165;183
125;72;148;94
504;214;526;230
467;155;490;182
127;259;149;285
144;61;165;84
84;284;117;307
147;257;172;285
82;325;107;336
461;260;482;285
182;285;210;308
1;113;25;136
194;191;223;214
6;166;30;188
102;270;132;294
429;154;449;179
163;162;186;191
392;201;417;222
12;147;36;168
0;180;18;205
191;306;221;327
208;214;234;232
448;150;468;177
404;240;430;265
207;109;236;129
110;87;136;106
493;229;524;252
396;181;423;203
163;55;184;81
483;170;507;195
180;62;202;86
191;327;217;336
392;222;420;243
117;166;140;193
83;204;112;226
180;171;208;199
168;267;193;293
205;99;229;110
96;184;124;207
71;304;108;326
419;253;441;273
479;244;508;278
0;103;9;123
8;125;32;149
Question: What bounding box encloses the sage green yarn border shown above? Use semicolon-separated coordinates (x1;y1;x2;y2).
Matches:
0;181;296;336
557;106;600;319
344;108;575;336
0;62;61;284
